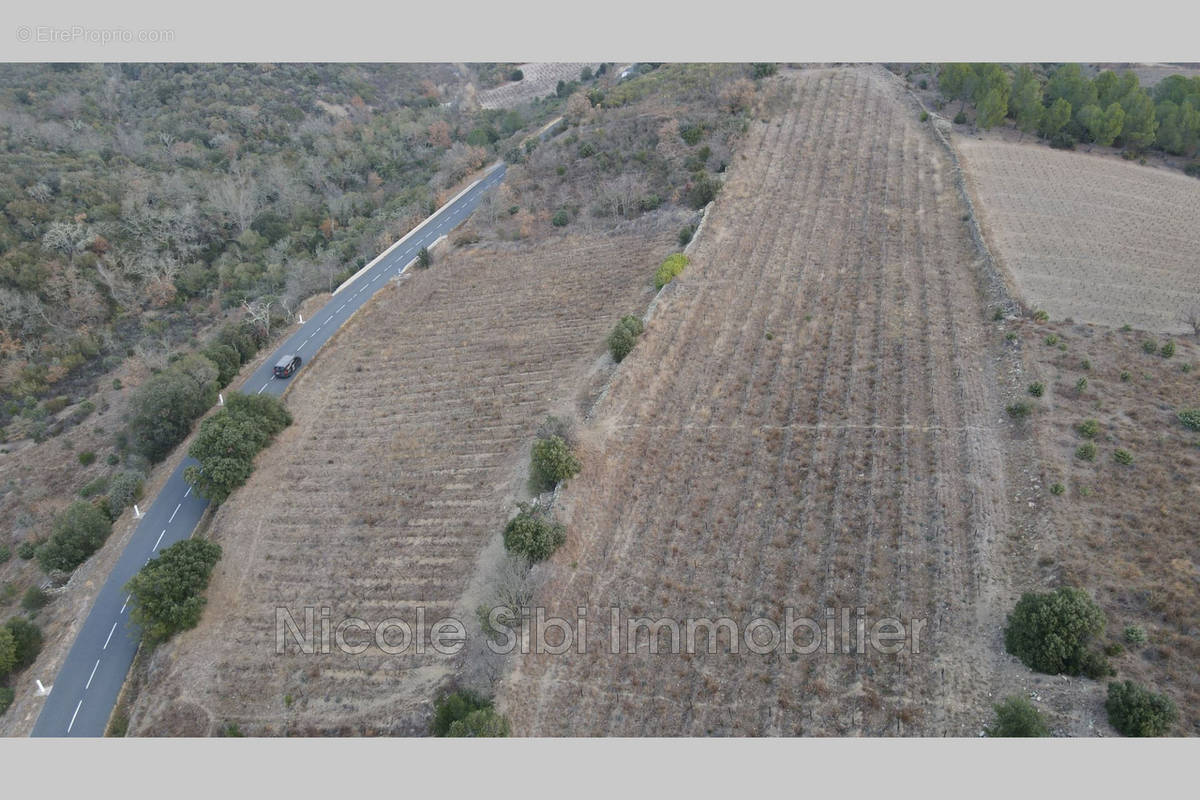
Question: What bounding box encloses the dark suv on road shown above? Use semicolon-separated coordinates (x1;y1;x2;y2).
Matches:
273;354;301;378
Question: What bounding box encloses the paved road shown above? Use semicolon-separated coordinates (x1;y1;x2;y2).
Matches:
31;163;507;737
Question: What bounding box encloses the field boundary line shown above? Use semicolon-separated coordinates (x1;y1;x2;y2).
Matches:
889;70;1021;317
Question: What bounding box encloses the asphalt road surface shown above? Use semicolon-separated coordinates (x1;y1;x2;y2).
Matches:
31;163;507;737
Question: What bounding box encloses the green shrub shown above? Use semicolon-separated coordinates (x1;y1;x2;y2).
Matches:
432;689;491;736
509;68;523;82
1033;310;1050;322
1119;370;1131;382
37;501;113;573
4;616;43;670
1160;340;1175;358
0;545;9;564
416;246;431;268
551;209;569;227
44;396;69;415
106;471;144;516
1076;419;1100;438
1075;376;1088;393
1080;359;1091;371
21;586;48;612
184;393;292;505
16;541;38;560
1113;448;1133;465
129;354;220;462
1179;409;1200;431
125;538;222;642
1044;334;1058;346
919;110;929;122
112;378;122;390
685;173;720;208
607;315;644;363
77;450;96;466
678;224;696;247
106;453;120;466
0;627;14;677
1006;402;1032;419
1003;587;1108;677
201;343;242;387
654;253;690;290
953;111;968;124
1050;483;1065;495
1142;339;1158;354
1123;625;1147;645
1028;382;1045;397
1105;681;1178;737
986;696;1049;737
0;686;13;716
529;436;580;490
503;503;566;562
1075;441;1097;461
447;707;510;737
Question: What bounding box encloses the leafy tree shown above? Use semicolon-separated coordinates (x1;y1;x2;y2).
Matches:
986;696;1049;737
1093;70;1122;108
125;538;222;642
37;500;113;573
1119;88;1158;151
4;617;44;670
129;353;220;462
529;435;581;490
416;246;431;268
0;687;13;716
503;503;567;562
607;315;644;363
971;63;1010;109
1106;680;1178;737
447;707;510;737
202;342;242;387
432;689;490;736
1003;587;1107;677
1096;103;1126;148
938;63;975;112
654;253;690;290
1155;100;1200;156
977;88;1008;130
106;471;145;517
1010;65;1044;138
184;392;291;504
0;626;15;677
1046;63;1097;123
1039;97;1072;139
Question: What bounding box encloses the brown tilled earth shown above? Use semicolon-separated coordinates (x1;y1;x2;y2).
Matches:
497;67;1060;735
125;221;683;735
957;137;1200;335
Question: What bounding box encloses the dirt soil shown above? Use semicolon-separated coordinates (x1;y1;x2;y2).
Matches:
124;220;683;736
1009;318;1199;734
496;66;1070;735
956;137;1200;335
477;64;595;110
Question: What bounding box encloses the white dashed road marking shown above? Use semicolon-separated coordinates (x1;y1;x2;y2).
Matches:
103;622;117;650
184;486;191;498
86;659;100;690
169;504;181;522
257;383;268;394
153;530;165;550
68;700;82;733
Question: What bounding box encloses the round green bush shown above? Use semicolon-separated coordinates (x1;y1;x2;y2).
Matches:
1105;680;1178;736
1003;587;1108;677
503;504;566;562
551;209;569;227
530;436;581;490
986;696;1048;737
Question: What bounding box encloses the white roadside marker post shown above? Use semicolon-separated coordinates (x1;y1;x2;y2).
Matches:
133;504;143;519
297;313;304;324
35;680;51;697
218;392;224;406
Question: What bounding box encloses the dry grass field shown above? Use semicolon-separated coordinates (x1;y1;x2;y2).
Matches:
958;138;1200;335
1013;319;1199;733
125;222;681;735
498;67;1047;735
477;63;594;109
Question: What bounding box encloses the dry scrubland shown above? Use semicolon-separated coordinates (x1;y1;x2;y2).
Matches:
477;64;594;109
125;223;681;735
958;139;1200;334
500;67;1044;735
1014;320;1199;731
